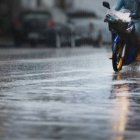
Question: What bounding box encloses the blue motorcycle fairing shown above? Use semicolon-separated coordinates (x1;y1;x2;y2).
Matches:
124;43;138;65
114;35;121;44
112;34;121;51
112;34;138;65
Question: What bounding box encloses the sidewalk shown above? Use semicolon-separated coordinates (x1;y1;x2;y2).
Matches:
0;37;14;47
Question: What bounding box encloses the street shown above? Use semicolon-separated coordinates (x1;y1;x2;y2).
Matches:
0;46;140;140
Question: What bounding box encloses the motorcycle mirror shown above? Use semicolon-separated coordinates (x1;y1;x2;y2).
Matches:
103;1;110;9
130;13;137;19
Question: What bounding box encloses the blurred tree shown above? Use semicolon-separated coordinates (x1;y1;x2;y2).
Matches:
55;0;66;10
37;0;42;7
55;0;74;11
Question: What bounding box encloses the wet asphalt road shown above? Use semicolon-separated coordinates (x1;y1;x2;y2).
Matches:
0;46;140;140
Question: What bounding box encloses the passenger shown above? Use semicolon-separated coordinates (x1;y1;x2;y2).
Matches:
113;0;137;12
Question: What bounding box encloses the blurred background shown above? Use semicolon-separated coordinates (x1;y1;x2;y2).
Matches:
1;1;140;140
0;0;115;47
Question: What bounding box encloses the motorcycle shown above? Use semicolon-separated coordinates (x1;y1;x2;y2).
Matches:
103;1;139;72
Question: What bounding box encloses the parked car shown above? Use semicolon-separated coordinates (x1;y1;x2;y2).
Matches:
12;8;75;47
67;9;111;46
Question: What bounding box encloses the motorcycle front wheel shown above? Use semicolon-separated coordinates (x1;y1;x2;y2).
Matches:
112;42;125;72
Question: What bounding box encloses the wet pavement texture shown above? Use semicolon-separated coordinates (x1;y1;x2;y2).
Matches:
0;47;140;140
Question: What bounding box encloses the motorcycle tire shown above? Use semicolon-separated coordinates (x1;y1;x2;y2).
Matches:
112;42;125;72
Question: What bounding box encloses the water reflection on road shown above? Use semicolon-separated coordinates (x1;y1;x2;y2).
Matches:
111;68;140;140
0;47;140;140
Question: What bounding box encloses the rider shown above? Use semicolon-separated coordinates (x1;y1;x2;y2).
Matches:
113;0;138;33
112;0;139;62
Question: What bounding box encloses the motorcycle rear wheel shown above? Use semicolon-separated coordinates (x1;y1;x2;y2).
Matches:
112;43;125;72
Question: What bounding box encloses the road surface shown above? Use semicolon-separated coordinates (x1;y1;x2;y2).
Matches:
0;46;140;140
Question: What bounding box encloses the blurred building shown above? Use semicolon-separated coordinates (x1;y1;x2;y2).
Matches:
22;0;42;9
42;0;74;11
72;0;115;18
0;0;21;35
0;0;45;35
